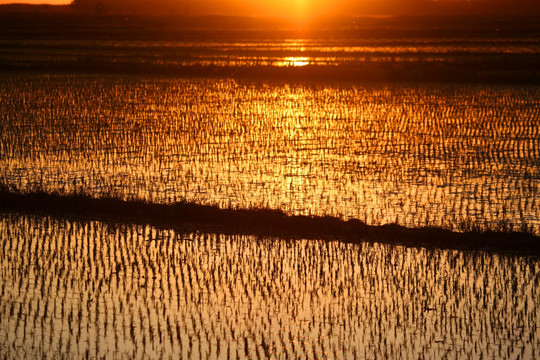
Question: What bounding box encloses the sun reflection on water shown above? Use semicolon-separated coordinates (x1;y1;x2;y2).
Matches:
0;74;539;233
281;56;310;67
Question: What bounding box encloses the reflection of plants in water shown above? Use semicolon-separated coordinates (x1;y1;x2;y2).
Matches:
0;74;539;234
0;214;538;358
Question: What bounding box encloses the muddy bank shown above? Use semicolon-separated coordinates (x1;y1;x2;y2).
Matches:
1;190;538;255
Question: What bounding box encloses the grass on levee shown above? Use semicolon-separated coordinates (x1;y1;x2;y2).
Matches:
0;185;538;255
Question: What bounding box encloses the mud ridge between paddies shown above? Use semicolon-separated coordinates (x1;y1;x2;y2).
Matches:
1;190;538;256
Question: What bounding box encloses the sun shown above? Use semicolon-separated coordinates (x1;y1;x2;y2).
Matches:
253;0;314;23
269;0;343;25
290;0;308;18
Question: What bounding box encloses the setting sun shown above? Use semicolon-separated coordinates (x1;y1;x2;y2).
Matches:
289;0;308;20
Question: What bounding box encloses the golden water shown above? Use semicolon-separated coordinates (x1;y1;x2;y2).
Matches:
1;73;538;233
3;36;540;69
0;213;538;359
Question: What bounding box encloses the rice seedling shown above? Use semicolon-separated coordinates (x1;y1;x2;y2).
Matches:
0;74;538;235
0;31;538;359
3;213;536;358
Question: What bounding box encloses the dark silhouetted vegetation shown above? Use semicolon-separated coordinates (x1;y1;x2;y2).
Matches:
1;188;538;255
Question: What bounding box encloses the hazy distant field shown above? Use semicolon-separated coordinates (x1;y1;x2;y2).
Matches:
1;14;540;82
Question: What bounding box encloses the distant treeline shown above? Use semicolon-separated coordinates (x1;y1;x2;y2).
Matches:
3;0;540;17
1;13;540;38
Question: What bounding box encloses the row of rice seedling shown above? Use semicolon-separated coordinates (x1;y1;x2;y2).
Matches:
0;74;538;233
0;213;538;358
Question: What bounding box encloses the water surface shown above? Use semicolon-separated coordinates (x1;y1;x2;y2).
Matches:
0;213;538;359
0;74;538;233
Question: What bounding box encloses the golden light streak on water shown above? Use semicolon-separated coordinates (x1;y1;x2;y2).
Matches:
0;74;538;233
280;56;310;67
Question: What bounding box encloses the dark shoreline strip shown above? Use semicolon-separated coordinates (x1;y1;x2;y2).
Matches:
2;64;540;85
0;190;538;255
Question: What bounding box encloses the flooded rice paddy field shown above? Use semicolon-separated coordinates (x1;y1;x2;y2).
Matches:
0;213;538;359
3;36;539;70
1;73;538;233
1;15;539;78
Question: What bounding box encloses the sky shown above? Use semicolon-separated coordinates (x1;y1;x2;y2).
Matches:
1;0;540;17
0;0;68;3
